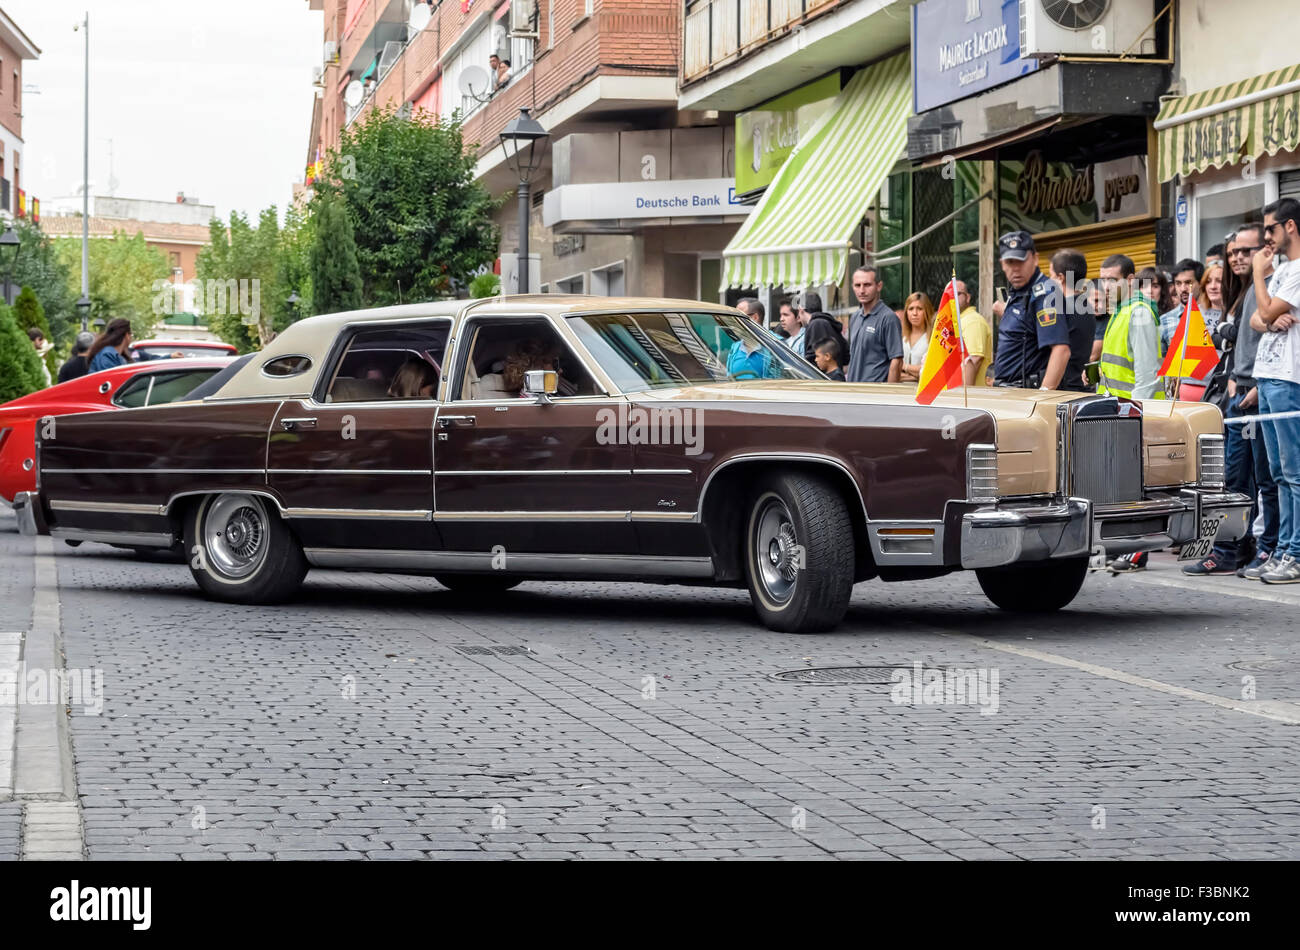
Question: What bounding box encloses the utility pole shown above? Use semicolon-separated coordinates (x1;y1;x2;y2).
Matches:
77;12;90;330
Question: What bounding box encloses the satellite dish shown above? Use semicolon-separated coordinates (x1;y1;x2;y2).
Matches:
458;65;491;98
344;80;364;108
409;3;432;31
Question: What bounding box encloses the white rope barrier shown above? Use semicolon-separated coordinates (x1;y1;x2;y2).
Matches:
1223;410;1300;424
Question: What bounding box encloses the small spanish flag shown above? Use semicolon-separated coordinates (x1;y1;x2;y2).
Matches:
915;276;967;405
1158;294;1219;381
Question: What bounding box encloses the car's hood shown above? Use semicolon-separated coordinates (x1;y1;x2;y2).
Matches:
635;380;1083;421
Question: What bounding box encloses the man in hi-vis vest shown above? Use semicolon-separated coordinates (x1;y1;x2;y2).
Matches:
1097;253;1162;401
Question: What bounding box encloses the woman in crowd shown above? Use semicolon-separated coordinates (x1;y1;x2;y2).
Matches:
1135;267;1169;312
86;318;133;373
899;292;934;383
1198;262;1225;332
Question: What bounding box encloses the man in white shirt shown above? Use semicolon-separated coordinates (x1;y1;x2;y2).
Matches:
1249;197;1300;583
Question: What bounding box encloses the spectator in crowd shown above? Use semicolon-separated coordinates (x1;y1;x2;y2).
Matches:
1200;263;1225;331
1049;248;1096;392
1100;254;1164;572
778;298;802;351
737;297;774;337
1135;267;1169;318
899;292;934;383
1089;280;1110;364
1187;224;1277;576
814;339;845;381
27;328;52;386
1205;243;1226;269
1247;197;1300;584
87;318;133;373
991;230;1069;389
955;280;991;386
846;267;902;382
58;331;96;383
496;58;513;88
797;291;845;367
489;54;501;89
725;324;777;379
1160;259;1205;353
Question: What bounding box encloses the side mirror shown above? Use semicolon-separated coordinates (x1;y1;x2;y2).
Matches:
523;369;558;404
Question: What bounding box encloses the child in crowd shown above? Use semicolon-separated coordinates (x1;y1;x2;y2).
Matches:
814;339;845;381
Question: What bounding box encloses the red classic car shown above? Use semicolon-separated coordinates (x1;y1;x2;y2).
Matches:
130;339;238;361
1;358;231;504
15;297;1250;633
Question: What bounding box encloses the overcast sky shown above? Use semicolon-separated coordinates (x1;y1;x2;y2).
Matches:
9;0;323;222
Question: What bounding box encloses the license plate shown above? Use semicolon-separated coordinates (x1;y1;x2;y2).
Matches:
1178;515;1222;561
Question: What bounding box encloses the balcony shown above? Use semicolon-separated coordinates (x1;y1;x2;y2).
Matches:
683;0;837;83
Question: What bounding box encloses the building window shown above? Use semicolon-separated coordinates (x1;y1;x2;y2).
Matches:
590;261;625;296
555;273;585;294
11;71;16;107
169;251;182;269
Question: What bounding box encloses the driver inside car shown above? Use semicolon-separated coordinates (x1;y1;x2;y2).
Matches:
726;331;779;379
479;337;579;397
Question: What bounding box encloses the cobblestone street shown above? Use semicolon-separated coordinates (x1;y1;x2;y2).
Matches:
3;507;1299;860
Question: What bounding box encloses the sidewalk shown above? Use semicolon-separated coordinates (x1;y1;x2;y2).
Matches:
1113;550;1300;606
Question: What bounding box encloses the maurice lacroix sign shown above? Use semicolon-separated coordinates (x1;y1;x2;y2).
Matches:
912;0;1038;114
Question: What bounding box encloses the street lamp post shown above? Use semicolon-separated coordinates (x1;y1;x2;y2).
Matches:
0;226;19;306
498;108;548;296
75;294;91;332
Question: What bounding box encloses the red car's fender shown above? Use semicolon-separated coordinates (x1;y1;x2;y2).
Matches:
0;358;231;503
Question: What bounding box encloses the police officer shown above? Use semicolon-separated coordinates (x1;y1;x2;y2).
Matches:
992;230;1071;389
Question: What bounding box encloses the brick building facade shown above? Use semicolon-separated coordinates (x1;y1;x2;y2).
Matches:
0;7;39;222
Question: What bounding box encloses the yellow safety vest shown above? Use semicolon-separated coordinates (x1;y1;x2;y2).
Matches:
1100;295;1165;400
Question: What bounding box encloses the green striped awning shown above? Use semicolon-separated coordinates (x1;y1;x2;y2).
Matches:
722;53;911;291
1156;65;1300;182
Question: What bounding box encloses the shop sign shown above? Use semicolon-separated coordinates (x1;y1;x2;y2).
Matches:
912;0;1038;115
542;179;750;228
734;73;842;198
1000;150;1149;234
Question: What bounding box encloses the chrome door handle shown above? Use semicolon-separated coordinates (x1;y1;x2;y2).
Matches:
280;417;318;431
437;415;476;428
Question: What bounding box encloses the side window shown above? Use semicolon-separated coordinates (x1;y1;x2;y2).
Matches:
322;321;451;403
145;370;219;406
111;376;151;408
455;318;599;401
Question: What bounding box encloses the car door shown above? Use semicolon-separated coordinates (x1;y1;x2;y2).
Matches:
266;319;450;553
433;314;638;555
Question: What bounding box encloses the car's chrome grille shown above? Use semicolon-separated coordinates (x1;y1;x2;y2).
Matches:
1071;416;1142;504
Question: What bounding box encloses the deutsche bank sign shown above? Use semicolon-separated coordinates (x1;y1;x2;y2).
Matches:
543;179;750;228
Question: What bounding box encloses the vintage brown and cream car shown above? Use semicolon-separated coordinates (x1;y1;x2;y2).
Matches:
14;296;1250;633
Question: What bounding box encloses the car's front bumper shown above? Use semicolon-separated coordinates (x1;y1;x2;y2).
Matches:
960;488;1252;569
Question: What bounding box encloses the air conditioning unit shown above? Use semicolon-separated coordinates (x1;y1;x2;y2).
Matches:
1019;0;1158;58
311;65;324;84
511;0;539;38
377;40;403;79
323;40;338;64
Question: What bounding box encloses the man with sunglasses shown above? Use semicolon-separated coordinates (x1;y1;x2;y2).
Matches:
1185;224;1279;576
1247;199;1300;584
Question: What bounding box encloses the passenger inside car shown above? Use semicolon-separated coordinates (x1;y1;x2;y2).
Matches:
387;358;438;399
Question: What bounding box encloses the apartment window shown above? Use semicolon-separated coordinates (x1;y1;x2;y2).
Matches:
11;71;16;107
169;251;182;269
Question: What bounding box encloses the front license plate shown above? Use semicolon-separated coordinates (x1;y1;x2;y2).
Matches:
1179;514;1222;561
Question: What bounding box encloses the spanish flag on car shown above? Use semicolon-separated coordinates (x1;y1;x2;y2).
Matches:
915;276;967;405
1157;294;1219;382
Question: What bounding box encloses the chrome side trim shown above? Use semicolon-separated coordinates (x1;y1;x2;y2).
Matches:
437;469;631;476
630;510;697;522
269;468;433;476
49;500;166;515
433;510;631;522
51;528;174;548
283;507;432;521
304;548;714;578
42;468;265;475
163;489;284;516
696;453;869;523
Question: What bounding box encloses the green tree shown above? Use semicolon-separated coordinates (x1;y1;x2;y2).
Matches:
10;219;75;352
197;208;284;351
274;203;314;334
309;197;362;315
312;105;499;304
52;231;169;342
0;302;44;401
469;272;501;298
13;286;56;377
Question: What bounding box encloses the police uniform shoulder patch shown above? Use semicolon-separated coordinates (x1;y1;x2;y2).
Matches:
1036;307;1057;328
1031;279;1050;299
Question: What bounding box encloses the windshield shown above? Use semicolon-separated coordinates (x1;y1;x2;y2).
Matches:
567;311;821;392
